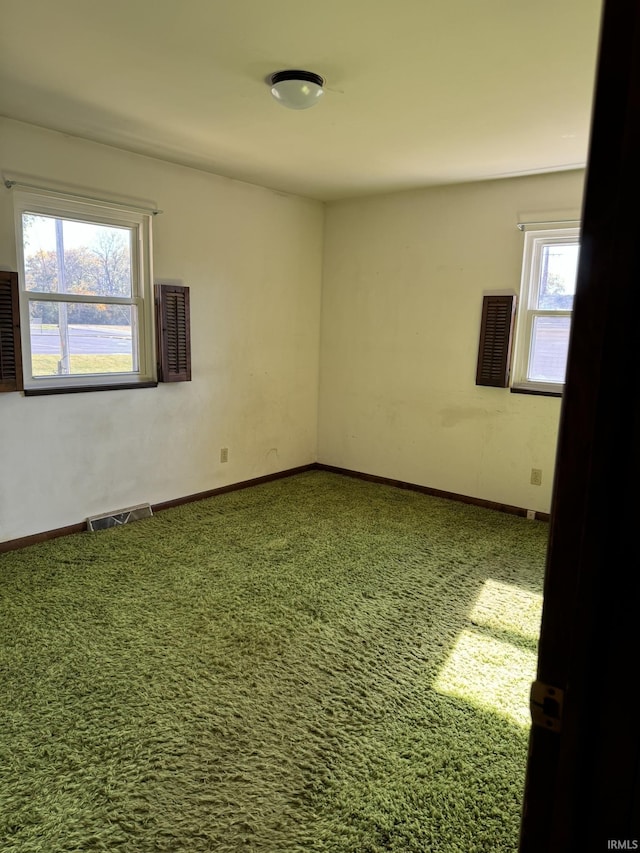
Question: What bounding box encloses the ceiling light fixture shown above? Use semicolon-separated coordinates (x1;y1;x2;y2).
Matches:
269;70;325;110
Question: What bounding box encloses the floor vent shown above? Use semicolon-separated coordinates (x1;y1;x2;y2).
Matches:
87;503;153;532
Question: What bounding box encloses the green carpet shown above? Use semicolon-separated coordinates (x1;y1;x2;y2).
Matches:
0;471;547;852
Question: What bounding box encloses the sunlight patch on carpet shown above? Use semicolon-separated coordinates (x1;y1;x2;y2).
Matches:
470;579;543;642
433;580;543;727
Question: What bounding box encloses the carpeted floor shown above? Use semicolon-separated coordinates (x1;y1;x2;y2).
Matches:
0;470;547;852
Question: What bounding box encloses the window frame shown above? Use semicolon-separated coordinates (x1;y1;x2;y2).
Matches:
13;189;156;394
511;226;581;396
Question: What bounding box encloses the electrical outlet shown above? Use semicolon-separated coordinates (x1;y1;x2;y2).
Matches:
220;447;228;463
530;468;542;486
526;510;536;521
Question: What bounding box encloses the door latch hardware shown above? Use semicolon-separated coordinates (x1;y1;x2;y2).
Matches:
530;680;564;733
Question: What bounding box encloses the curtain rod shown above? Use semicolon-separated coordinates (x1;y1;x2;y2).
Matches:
516;218;580;231
4;179;163;216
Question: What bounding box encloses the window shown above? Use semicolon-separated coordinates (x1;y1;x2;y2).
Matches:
14;190;156;393
512;227;580;395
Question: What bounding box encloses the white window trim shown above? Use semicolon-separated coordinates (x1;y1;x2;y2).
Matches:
14;189;156;392
511;226;580;395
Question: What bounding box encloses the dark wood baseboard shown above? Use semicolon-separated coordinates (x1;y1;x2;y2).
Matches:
0;522;88;554
0;464;316;554
151;464;316;512
315;463;551;522
0;461;548;554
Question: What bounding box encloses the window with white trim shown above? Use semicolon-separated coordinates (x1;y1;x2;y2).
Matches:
512;227;581;395
14;190;155;393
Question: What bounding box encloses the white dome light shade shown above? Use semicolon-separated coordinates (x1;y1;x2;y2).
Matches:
269;70;324;110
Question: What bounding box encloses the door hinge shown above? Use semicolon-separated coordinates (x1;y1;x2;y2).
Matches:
530;680;564;733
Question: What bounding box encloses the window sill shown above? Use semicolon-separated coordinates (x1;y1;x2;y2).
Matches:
24;381;158;396
510;383;563;399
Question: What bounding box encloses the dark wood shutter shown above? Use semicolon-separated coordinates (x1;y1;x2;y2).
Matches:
0;271;23;393
155;283;191;382
475;294;516;387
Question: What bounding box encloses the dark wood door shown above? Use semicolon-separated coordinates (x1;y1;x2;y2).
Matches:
519;1;640;850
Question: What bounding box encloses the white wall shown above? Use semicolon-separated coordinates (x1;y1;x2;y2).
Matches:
0;119;323;541
0;120;586;539
318;171;585;514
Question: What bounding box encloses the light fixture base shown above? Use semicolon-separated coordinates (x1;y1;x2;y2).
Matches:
269;69;325;110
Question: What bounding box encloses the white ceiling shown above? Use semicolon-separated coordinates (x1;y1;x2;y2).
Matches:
0;0;603;201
